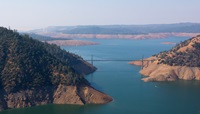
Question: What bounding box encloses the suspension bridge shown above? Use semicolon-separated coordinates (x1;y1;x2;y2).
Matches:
85;55;152;69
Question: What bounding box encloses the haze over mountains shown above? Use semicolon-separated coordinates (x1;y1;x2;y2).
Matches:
29;23;200;34
28;23;200;39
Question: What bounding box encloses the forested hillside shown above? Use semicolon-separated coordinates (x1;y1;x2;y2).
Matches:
155;35;200;67
0;27;95;93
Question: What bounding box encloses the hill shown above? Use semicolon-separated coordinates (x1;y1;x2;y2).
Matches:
155;35;200;67
130;35;200;82
0;27;112;111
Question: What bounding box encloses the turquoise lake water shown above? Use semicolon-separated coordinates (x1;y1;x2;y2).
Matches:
1;37;200;114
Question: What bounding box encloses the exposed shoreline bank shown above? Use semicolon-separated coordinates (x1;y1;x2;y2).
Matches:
129;57;200;82
37;32;200;40
46;40;99;46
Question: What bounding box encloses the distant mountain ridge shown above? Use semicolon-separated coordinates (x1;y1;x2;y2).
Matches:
23;33;70;41
30;23;200;35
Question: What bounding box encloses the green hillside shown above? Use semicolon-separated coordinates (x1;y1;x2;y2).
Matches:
0;27;94;93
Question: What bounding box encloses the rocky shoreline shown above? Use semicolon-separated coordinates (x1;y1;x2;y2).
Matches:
0;84;112;111
0;55;112;111
47;40;99;46
38;32;200;40
129;57;200;82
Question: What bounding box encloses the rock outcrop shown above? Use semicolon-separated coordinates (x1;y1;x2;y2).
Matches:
133;61;200;82
130;58;200;82
53;85;112;105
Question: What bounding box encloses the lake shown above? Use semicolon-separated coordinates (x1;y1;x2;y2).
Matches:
1;37;200;114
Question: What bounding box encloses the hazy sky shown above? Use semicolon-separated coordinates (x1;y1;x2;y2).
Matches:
1;0;200;30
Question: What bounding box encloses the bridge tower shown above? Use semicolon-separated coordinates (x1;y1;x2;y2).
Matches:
141;55;144;70
91;55;93;65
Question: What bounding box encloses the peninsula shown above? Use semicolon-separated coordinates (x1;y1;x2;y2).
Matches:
0;27;112;111
130;35;200;82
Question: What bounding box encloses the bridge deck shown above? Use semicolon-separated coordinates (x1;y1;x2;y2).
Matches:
85;60;150;61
